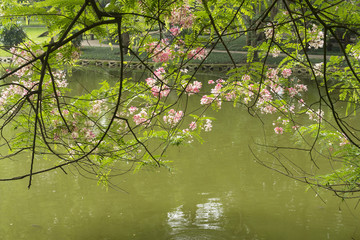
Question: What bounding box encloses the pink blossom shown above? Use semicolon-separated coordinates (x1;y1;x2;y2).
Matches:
185;81;202;95
203;119;212;132
260;105;277;114
298;99;305;107
287;87;298;97
295;84;308;92
339;134;349;146
211;83;222;95
259;89;273;102
274;126;284;134
85;130;96;140
282;68;292;78
89;99;107;115
242;74;251;81
306;109;324;123
133;109;148;125
200;95;214;105
163;109;184;126
146;40;174;63
292;125;299;131
128;106;138;114
71;131;79;139
267;68;278;79
151;85;170;98
169;6;194;29
169;26;181;36
264;23;274;39
308;25;324;49
54;133;60;141
154;67;166;79
187;47;207;60
189;121;197;130
208;80;215;84
225;92;236;101
270;47;280;57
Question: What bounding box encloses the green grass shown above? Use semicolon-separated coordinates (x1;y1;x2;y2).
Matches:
80;46;148;62
23;26;48;43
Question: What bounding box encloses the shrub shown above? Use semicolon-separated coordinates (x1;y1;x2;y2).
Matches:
0;23;27;48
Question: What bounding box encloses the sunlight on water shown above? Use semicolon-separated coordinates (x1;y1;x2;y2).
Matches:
168;196;224;233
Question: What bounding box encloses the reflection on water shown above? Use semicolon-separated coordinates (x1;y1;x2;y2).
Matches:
168;196;224;233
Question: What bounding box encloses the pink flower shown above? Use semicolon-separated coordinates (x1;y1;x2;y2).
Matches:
259;89;272;102
170;26;181;36
62;109;69;115
225;92;236;101
163;109;184;126
154;67;166;79
169;6;194;29
267;68;278;79
274;126;284;134
282;68;292;78
242;74;251;81
203;119;212;132
151;85;170;98
211;83;222;95
185;81;202;95
260;105;277;114
133;109;148;125
339;134;349;146
189;121;197;130
295;84;308;92
187;47;207;60
71;132;79;139
200;95;214;105
84;130;96;140
128;106;138;114
208;80;215;84
287;87;298;97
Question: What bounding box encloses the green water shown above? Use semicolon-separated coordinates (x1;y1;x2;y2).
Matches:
0;68;360;239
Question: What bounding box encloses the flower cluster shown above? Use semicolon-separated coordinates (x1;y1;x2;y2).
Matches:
306;109;324;123
169;5;194;30
185;81;202;95
145;67;171;98
308;25;324;49
133;109;150;125
163;109;184;127
264;23;275;39
146;39;173;63
187;47;207;60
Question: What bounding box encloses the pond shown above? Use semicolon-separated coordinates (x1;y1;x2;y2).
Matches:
0;67;360;240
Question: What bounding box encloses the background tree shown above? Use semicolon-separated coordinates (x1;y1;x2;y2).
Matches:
0;23;26;48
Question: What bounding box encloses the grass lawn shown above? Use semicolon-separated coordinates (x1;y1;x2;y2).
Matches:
24;26;48;43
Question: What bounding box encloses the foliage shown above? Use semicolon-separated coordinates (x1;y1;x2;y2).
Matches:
0;0;360;198
0;23;26;48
